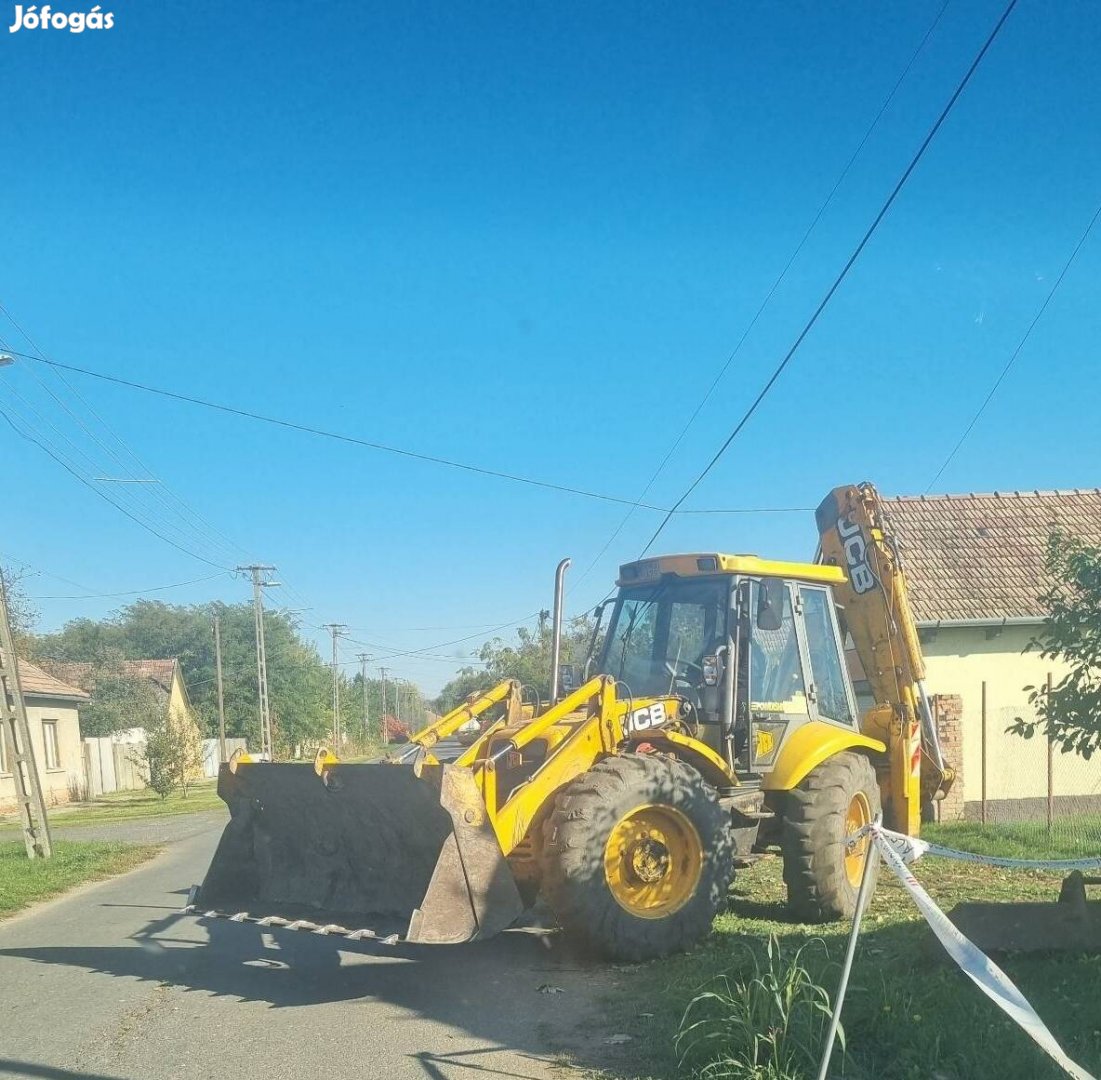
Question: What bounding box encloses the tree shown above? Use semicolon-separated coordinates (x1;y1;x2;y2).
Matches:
436;614;598;713
1008;531;1101;759
33;599;338;753
135;704;202;799
0;564;40;657
80;664;163;737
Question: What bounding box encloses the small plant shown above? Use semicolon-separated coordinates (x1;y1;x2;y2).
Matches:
675;934;839;1080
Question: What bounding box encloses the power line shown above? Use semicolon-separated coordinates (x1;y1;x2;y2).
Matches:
10;350;673;511
572;0;951;589
925;196;1101;492
638;0;1018;558
0;405;233;570
0;306;252;568
0;346;820;520
28;571;231;600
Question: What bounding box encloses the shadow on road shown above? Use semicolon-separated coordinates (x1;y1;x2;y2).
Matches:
0;1062;128;1080
0;910;624;1077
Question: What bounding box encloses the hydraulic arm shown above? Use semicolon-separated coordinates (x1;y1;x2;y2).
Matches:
816;482;952;833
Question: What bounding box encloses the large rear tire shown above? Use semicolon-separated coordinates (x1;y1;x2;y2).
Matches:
781;751;880;922
541;754;735;961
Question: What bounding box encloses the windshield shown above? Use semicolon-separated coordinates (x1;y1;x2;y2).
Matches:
598;577;729;699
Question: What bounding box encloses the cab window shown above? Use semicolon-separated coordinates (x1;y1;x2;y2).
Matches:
800;586;854;725
747;581;807;711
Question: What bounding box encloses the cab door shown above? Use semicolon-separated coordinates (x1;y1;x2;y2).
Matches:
795;584;860;731
738;578;813;773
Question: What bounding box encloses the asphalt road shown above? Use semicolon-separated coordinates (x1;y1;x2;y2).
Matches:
0;812;625;1080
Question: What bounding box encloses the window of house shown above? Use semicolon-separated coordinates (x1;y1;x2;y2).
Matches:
42;720;60;770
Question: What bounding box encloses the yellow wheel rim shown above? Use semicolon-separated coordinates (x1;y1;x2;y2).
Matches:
844;791;872;888
603;803;703;918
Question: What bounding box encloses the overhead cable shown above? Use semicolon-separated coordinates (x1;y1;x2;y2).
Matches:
638;0;1019;557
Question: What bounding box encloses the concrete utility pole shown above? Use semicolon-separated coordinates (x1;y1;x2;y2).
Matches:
323;624;347;748
213;610;227;763
238;565;278;759
357;653;371;742
0;566;51;858
378;667;389;725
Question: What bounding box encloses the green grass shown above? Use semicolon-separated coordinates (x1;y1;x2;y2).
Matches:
0;839;158;918
597;839;1101;1080
925;817;1101;860
0;780;224;830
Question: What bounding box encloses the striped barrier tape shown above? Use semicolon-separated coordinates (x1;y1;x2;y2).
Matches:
870;826;1096;1080
873;827;1101;872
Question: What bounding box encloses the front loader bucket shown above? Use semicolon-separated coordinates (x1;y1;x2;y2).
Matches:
194;761;523;945
948;873;1101;953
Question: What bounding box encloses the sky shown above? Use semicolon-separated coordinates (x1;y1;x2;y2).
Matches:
2;0;1100;694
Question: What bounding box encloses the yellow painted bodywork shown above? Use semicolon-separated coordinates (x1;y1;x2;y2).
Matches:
761;720;885;792
618;552;845;587
404;675;725;858
817;482;947;834
646;729;737;789
603;804;703;917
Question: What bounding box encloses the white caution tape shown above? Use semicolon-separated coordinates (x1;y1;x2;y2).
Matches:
875;826;1101;871
870;827;1096;1080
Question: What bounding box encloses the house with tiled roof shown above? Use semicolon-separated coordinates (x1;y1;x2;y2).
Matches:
44;658;199;742
1;660;89;812
881;489;1101;820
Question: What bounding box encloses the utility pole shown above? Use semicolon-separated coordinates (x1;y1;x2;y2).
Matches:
357;653;371;743
238;565;278;760
213;610;227;763
0;567;51;858
323;624;347;748
394;680;402;729
379;667;389;726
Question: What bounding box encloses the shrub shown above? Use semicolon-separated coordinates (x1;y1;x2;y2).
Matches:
675;935;839;1080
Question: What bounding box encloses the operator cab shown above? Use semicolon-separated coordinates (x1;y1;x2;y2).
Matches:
592;554;859;775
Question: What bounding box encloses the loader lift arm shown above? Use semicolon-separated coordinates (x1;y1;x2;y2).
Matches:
816;482;953;833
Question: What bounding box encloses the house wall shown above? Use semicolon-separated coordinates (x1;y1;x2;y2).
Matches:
0;697;85;812
920;625;1100;813
168;670;204;779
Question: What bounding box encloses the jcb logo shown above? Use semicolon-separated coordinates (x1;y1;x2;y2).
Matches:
627;702;668;734
836;517;876;595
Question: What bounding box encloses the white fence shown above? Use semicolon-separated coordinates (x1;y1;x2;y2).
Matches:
82;734;248;795
82;735;147;797
201;738;248;777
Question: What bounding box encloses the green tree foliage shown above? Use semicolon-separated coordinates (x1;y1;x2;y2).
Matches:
1;565;39;657
80;666;163;738
31;599;434;757
134;704;202;800
1009;531;1101;759
34;601;331;753
436;614;599;713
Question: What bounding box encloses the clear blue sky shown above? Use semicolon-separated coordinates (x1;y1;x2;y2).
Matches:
2;0;1099;693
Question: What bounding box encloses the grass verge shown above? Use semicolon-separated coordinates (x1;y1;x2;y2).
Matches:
0;780;223;829
0;839;158;918
596;822;1101;1080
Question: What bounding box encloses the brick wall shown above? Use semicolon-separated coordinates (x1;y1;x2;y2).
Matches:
932;693;964;822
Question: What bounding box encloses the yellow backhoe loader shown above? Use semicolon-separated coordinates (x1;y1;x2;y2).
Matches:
191;482;952;960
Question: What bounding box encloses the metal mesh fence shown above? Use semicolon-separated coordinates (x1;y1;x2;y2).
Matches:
936;678;1101;859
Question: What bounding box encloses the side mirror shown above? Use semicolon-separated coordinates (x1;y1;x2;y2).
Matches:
756;579;785;632
558;663;580;694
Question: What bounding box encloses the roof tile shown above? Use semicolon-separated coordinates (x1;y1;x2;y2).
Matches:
885;489;1101;623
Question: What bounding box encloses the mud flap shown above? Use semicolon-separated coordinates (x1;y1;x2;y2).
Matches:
196;761;523;945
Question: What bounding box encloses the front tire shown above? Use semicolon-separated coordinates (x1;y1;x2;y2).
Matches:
541;754;735;961
781;751;880;922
